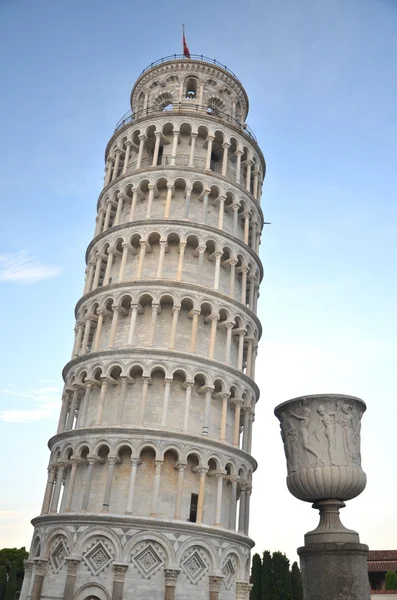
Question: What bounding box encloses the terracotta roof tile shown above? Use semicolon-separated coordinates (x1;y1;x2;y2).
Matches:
368;561;397;572
369;551;397;561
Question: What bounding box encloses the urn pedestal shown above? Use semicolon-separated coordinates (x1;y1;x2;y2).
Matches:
275;394;370;600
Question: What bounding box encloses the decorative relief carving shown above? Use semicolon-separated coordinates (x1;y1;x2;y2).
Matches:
275;394;367;503
181;548;209;584
83;540;113;575
164;568;180;586
50;538;69;573
132;543;164;579
222;556;237;590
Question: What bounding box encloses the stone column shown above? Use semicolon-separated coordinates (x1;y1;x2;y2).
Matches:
146;183;155;219
102;455;117;512
112;149;121;181
126;457;140;514
214;471;225;526
150;460;163;516
81;456;96;511
50;462;65;513
209;575;224;600
247;411;254;454
41;464;56;514
148;303;159;346
104;157;114;185
115;376;128;425
224;322;234;364
174;462;186;519
170;130;179;165
235;151;243;184
103;199;114;231
19;560;33;600
95;209;105;236
92;253;104;290
205;135;214;171
152;132;161;166
72;322;84;358
57;391;69;433
30;559;48;600
244;485;252;535
238;484;246;533
138;376;150;425
236;329;246;370
188;133;197;167
63;558;80;600
182;382;194;432
118;243;129;281
213;252;222;290
219;393;230;442
233;400;243;447
236;581;252;600
201;190;209;223
208;314;219;359
243;212;251;244
232;203;240;235
176;241;186;280
66;388;79;430
109;306;124;348
95;376;109;425
114;193;124;225
251;221;257;251
103;248;115;286
190;309;200;352
229;259;237;299
129;189;138;221
64;457;79;512
164;569;180;600
164;184;174;218
229;477;238;530
156;240;167;277
202;386;213;435
169;306;180;350
246;160;252;192
240;266;248;305
253;170;259;199
245;337;254;377
81;317;92;356
248;277;256;311
122;142;132;174
127;304;139;346
84;261;95;294
111;564;129;600
136;241;146;278
77;381;93;428
196;467;208;524
92;310;105;352
161;378;172;427
136;134;146;169
217;196;225;230
183;188;192;219
242;407;250;451
221;142;230;177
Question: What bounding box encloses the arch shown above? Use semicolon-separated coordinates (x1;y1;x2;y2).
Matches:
74;526;122;561
124;530;175;565
176;539;218;572
73;583;111;600
44;527;73;558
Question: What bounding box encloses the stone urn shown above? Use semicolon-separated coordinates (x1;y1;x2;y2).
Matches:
274;394;366;543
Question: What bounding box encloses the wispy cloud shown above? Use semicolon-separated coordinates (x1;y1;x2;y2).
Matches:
0;386;60;423
0;251;60;284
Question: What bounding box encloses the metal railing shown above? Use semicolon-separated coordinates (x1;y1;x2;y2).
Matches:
114;103;257;143
139;54;241;82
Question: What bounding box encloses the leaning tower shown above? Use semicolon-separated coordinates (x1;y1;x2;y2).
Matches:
20;55;265;600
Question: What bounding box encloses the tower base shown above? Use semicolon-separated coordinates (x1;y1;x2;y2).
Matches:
298;542;370;600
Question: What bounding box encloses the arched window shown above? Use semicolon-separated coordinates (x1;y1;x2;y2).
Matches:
185;77;198;100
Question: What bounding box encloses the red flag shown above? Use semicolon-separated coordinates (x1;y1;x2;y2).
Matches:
183;26;190;59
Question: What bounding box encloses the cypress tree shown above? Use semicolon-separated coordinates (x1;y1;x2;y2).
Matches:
250;553;262;600
4;563;16;600
291;561;303;600
0;565;7;600
385;571;397;590
262;551;273;600
272;552;292;600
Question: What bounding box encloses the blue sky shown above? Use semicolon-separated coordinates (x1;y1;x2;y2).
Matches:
0;0;396;560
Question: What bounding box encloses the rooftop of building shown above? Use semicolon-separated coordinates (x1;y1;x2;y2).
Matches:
368;550;397;572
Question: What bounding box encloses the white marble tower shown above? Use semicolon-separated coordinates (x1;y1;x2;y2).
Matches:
20;55;266;600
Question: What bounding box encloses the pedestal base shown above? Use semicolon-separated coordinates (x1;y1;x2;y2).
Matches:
298;542;370;600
